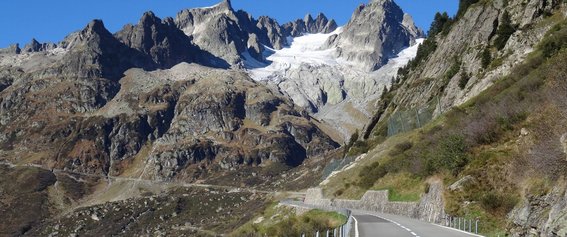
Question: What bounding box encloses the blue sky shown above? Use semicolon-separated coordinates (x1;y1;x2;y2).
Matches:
0;0;457;48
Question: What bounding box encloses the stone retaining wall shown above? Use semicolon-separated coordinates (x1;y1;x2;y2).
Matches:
305;180;445;223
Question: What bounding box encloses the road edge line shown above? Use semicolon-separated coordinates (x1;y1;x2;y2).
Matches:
432;223;485;237
352;216;359;237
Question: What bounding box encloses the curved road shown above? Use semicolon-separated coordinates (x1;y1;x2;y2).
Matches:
352;210;482;237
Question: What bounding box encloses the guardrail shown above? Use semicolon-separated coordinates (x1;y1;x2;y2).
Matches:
300;214;353;237
443;215;480;234
281;200;353;237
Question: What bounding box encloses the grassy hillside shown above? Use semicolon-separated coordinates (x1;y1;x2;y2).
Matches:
323;14;567;236
231;204;347;237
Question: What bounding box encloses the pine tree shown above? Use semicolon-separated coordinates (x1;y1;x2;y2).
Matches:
494;11;516;50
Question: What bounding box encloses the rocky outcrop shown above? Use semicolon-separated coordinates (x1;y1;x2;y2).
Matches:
174;0;256;64
115;12;199;68
390;0;562;114
256;16;287;49
0;57;338;180
139;64;339;180
0;44;21;54
59;19;155;80
326;0;423;72
508;180;567;236
22;39;56;53
282;13;338;37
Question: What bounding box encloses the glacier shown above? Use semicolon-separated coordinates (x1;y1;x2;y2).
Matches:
245;29;424;140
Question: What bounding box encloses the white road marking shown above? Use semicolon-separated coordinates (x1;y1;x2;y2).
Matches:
367;214;421;237
353;216;360;237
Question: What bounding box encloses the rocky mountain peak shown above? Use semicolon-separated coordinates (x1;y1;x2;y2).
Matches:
219;0;233;11
304;13;314;24
255;16;287;50
327;0;422;72
58;19;155;80
22;38;56;53
84;19;112;37
283;12;338;37
115;10;207;69
402;13;424;38
139;11;160;26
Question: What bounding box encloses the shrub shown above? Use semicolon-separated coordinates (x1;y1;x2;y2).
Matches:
344;130;360;156
358;162;388;189
444;59;462;82
539;20;567;58
348;140;369;156
459;71;470;89
481;48;492;69
428;134;470;175
480;191;519;214
389;141;413;156
347;130;359;147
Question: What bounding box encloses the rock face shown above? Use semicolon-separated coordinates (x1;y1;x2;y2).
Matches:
509;181;567;236
389;0;560;113
115;12;201;68
0;1;342;182
59;19;156;80
174;0;250;65
256;16;287;50
326;0;423;72
0;58;338;181
282;13;338;37
133;64;339;180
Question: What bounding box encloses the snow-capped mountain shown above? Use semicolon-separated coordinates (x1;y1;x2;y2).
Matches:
246;30;423;139
245;0;424;139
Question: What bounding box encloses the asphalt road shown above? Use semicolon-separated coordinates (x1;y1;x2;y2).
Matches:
352;211;482;237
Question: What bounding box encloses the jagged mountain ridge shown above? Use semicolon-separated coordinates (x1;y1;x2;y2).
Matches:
326;0;424;72
0;0;428;235
0;0;352;181
247;0;424;140
0;0;424;142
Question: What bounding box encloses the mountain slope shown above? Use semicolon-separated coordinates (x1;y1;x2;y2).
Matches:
317;0;567;236
246;0;423;140
0;0;466;235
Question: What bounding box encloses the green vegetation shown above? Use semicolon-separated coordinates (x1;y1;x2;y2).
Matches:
480;47;492;69
345;129;373;157
373;173;424;202
458;71;470;90
494;11;516;50
332;17;567;235
540;20;567;58
398;38;438;80
457;0;480;18
444;59;462;81
232;205;347;237
429;12;454;36
426;134;470;176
